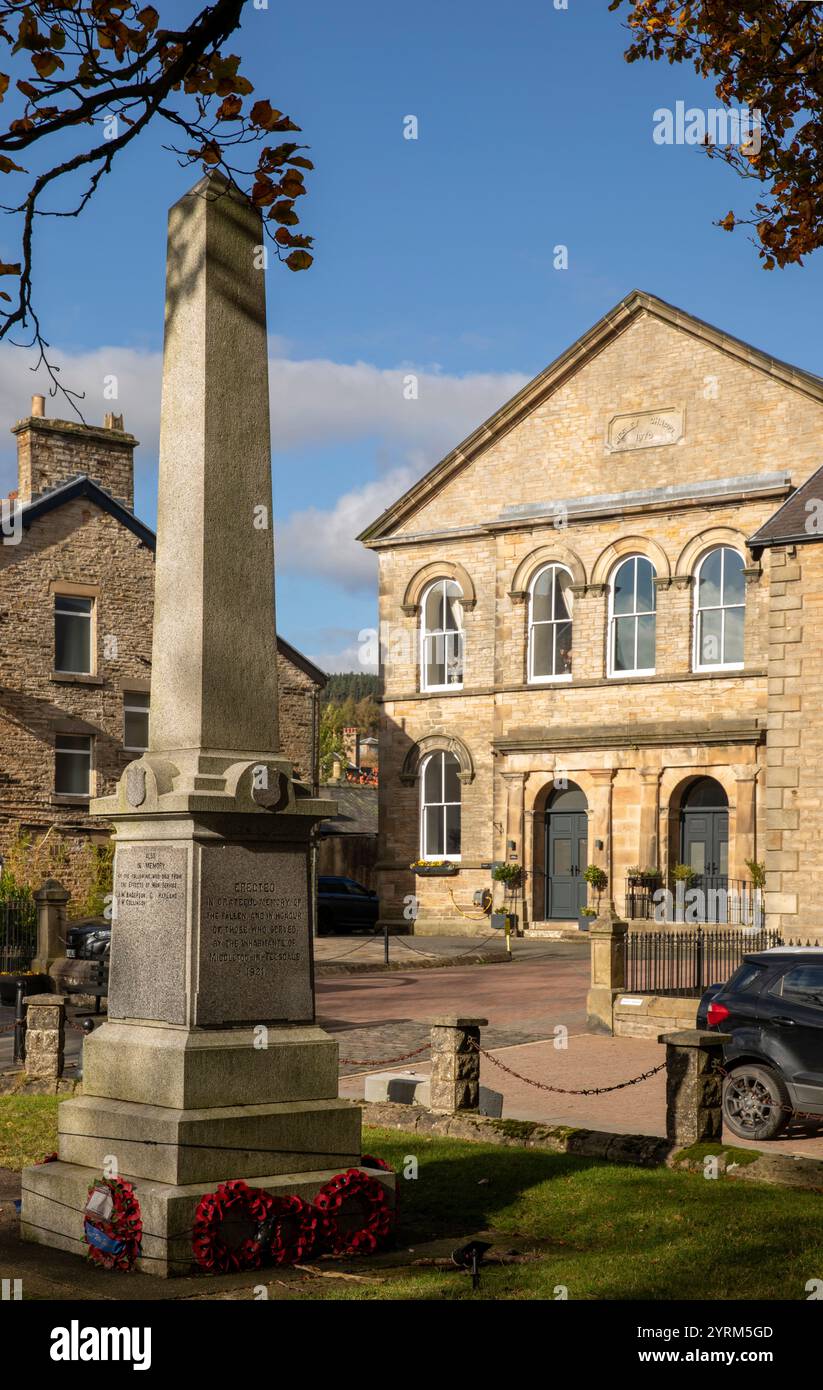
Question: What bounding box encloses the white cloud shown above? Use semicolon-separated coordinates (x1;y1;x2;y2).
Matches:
268;358;527;455
276;465;416;593
302;628;378;676
0;341;526;592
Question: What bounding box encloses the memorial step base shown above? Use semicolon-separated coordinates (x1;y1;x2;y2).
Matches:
56;1093;362;1184
22;1159;395;1278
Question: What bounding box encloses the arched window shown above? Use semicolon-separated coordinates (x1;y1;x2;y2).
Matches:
421;580;464;691
529;564;573;682
420;751;461;860
608;555;656;676
694;547;745;670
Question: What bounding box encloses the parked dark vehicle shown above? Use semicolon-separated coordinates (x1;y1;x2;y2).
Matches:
698;947;823;1141
317;876;379;934
65;919;111;961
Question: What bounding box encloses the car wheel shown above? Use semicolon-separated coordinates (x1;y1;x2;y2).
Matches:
722;1064;790;1141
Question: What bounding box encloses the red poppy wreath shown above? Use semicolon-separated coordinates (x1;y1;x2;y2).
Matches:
314;1168;393;1256
83;1177;143;1272
192;1179;277;1273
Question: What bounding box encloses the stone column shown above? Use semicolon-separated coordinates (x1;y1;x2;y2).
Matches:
731;766;759;882
24;994;66;1080
429;1016;488;1113
637;768;661;872
658;1029;731;1145
501;772;526;929
587;767;616;891
586;907;627;1034
32;879;70;975
568;583;607;680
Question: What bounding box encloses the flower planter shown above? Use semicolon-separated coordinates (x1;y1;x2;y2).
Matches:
412;864;459;877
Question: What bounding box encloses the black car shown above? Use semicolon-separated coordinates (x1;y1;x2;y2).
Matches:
65;919;111;961
698;947;823;1140
316;876;379;934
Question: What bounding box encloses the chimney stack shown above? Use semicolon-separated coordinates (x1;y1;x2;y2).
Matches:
12;403;137;509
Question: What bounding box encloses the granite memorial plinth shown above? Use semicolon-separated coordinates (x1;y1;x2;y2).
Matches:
20;173;393;1276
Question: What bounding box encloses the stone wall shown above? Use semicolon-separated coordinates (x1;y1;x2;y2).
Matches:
763;543;823;936
369;306;823;933
276;649;321;792
0;498;154;894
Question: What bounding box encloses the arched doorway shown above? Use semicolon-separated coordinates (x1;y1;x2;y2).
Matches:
680;777;729;885
544;782;588;922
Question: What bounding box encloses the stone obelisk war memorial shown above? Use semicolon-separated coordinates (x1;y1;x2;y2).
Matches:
22;173;393;1276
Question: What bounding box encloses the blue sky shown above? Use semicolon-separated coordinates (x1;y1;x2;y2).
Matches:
1;0;821;670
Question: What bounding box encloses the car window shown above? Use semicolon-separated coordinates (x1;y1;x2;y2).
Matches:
727;963;766;995
345;882;369;896
770;964;823;1009
319;877;346;892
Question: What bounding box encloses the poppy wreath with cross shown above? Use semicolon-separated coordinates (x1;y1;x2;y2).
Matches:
83;1177;143;1272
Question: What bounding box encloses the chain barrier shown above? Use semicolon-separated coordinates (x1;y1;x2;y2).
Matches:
468;1037;666;1096
392;932;501;960
338;1042;431;1067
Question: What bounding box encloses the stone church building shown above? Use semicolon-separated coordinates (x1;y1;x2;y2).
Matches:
0;398;325;891
359;291;823;938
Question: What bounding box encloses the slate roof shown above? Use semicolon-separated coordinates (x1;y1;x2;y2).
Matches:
316;783;378;837
748;464;823;550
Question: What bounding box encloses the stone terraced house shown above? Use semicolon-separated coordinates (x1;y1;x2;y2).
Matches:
358;291;823;938
0;397;324;895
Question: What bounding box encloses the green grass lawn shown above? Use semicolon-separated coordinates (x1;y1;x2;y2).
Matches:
2;1099;821;1300
0;1094;60;1170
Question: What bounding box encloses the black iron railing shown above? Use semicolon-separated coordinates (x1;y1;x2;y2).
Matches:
624;876;763;927
624;925;783;998
0;896;37;973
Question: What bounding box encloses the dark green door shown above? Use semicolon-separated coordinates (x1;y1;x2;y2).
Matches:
680;778;729;917
544;784;588;923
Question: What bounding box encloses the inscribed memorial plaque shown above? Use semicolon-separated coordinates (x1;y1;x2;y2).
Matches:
108;843;188;1024
195;843;313;1026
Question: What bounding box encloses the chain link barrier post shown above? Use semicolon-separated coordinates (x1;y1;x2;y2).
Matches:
658;1028;732;1145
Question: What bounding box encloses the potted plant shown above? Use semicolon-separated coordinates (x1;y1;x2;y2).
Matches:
410;859;459;877
491;862;522;889
672;862;698;887
583;864;608;920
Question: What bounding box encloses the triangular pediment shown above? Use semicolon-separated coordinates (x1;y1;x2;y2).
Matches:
358;289;823;545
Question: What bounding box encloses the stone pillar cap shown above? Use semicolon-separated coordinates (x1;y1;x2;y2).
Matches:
431;1016;489;1027
34;880;70;901
658;1029;732;1047
25;993;65;1006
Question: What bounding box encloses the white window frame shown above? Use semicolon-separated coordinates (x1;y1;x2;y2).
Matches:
693;546;745;673
419;751;462;861
607;554;657;678
54;592;95;675
528;563;573;685
420;579;464;693
54;734;93;797
123;690;150;753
